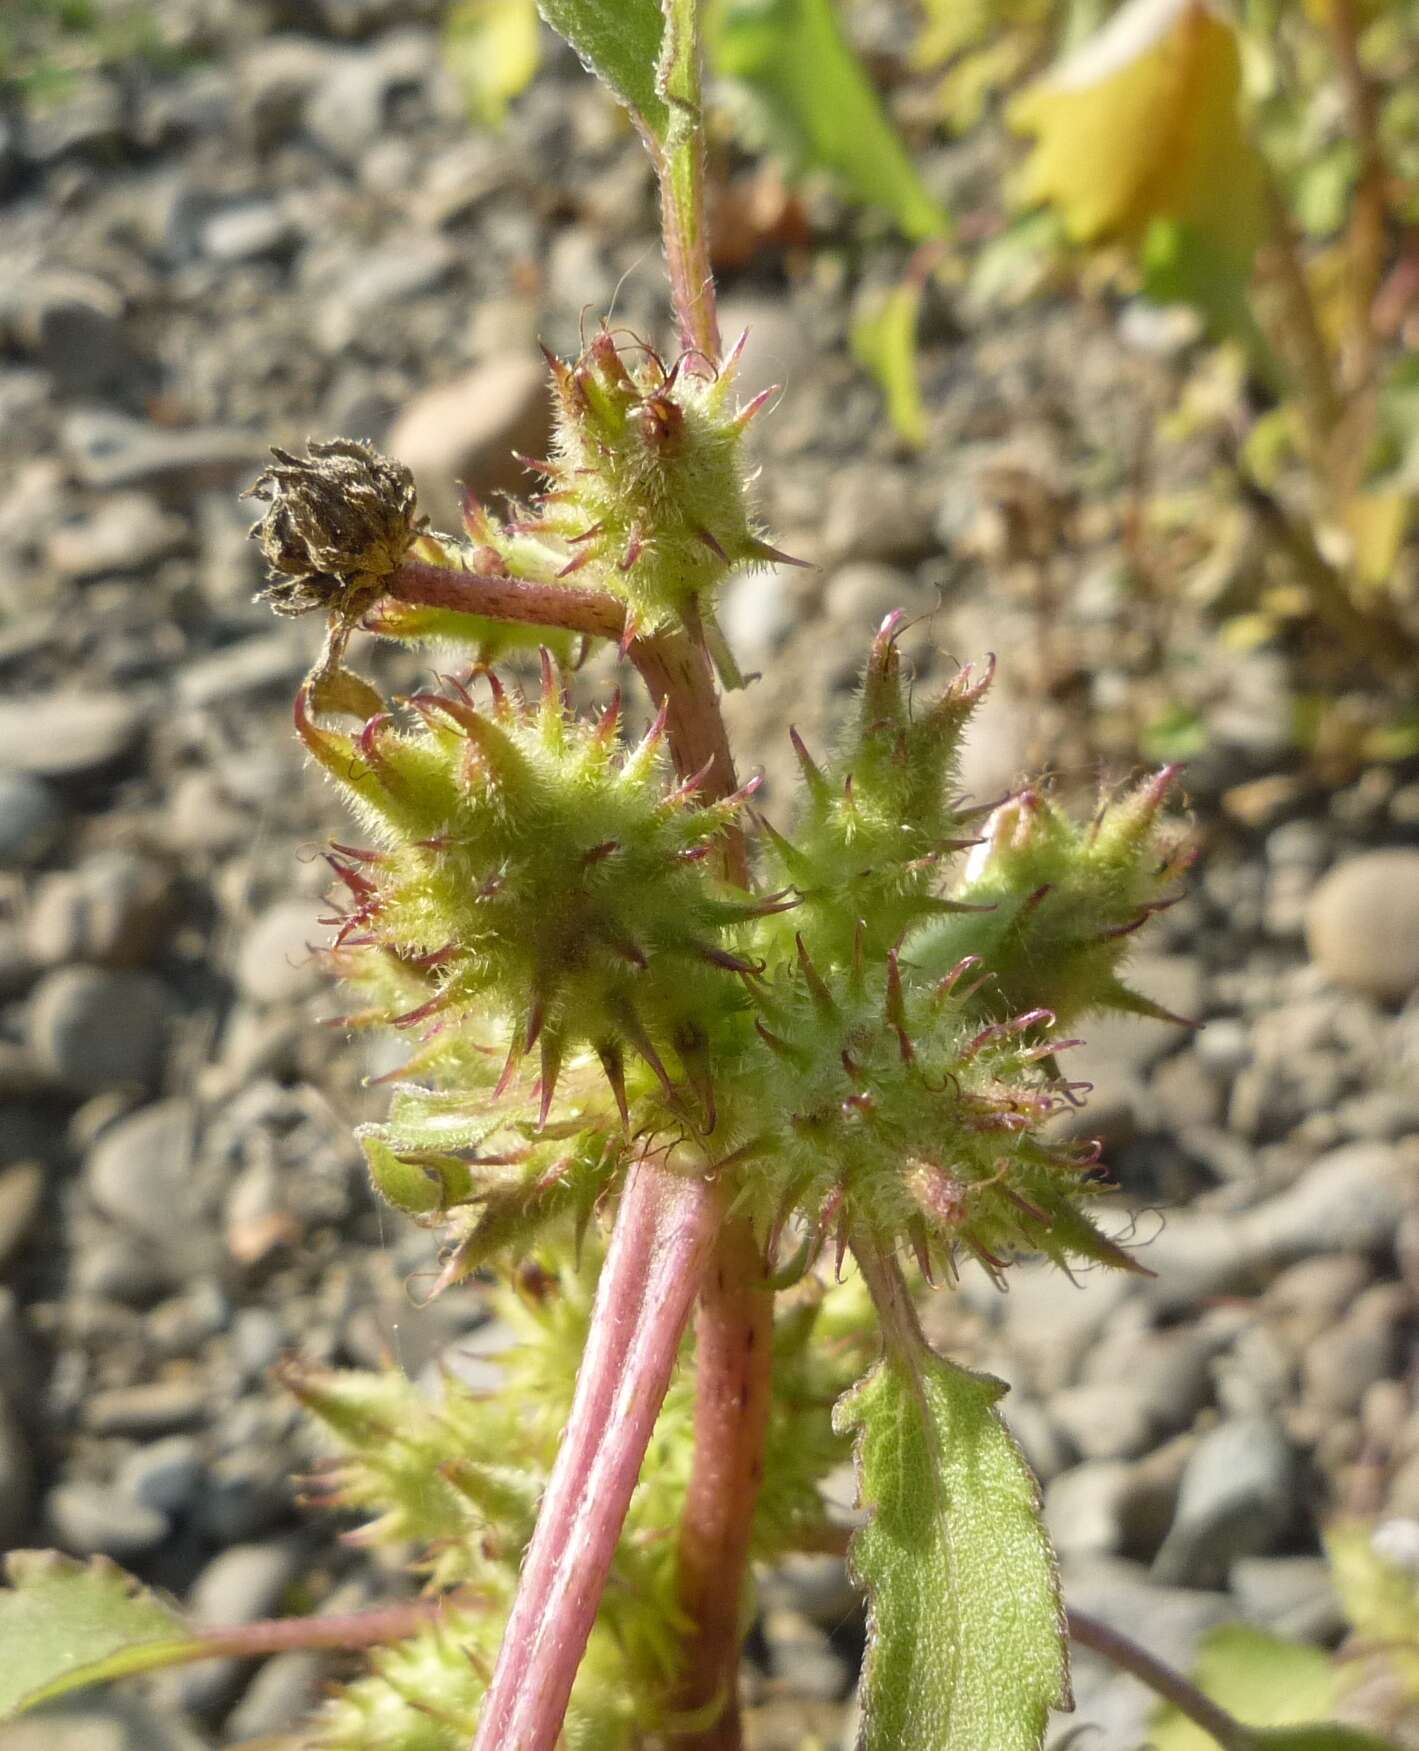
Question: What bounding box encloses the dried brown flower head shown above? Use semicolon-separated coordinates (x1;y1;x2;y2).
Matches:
244;438;426;619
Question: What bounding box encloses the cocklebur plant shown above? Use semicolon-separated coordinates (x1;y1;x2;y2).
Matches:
7;7;1356;1751
224;0;1195;1722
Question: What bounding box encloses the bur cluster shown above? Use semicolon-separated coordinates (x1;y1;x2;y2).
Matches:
241;323;1190;1749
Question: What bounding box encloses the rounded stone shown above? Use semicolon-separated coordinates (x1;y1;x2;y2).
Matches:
0;693;145;779
234;897;329;1005
1306;851;1419;1001
26;850;174;967
1152;1416;1295;1588
85;1100;199;1241
28;965;170;1092
0;772;64;867
385;355;553;529
46;1480;170;1558
117;1436;205;1516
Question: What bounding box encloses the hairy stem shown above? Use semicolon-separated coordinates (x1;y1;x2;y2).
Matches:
667;1217;775;1747
629;628;768;1745
851;1232;928;1361
384;556;626;642
471;1154;719;1751
200;1593;477;1661
632;629;747;883
656;0;721;364
1067;1609;1259;1751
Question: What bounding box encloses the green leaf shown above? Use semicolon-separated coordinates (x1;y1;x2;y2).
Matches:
0;1551;198;1719
851;276;928;448
1150;1625;1340;1751
535;0;667;139
444;0;542;128
708;0;950;241
833;1343;1068;1749
360;1132;475;1218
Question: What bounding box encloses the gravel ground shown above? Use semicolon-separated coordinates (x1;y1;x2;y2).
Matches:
2;3;1418;1747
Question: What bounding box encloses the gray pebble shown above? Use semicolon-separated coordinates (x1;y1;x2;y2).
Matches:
28;965;170;1092
235;897;330;1004
146;1280;231;1355
1149;1049;1225;1131
1046;1459;1148;1559
718;295;818;404
83;1377;208;1437
1194;1016;1250;1076
85;1100;206;1246
0;693;146;779
47;1480;170;1558
231;1306;284;1379
762;1607;850;1702
26;850;174;968
118;1436;206;1517
821;466;934;565
822;562;915;628
45;493;188;580
384;354;553;528
1050;1382;1156;1463
1246;1141;1414;1259
1301;1282;1407;1418
61;407;263;495
197;1541;305;1616
1307;850;1419;1000
71;1234;175;1304
174;630;308;708
757;1554;858;1629
1001;1395;1073;1483
200;200;296;263
0;1695;207;1751
191;1451;291;1544
223;1648;324;1739
1153;1417;1295;1588
1231;1554;1344;1641
0;772;64;867
717;563;799;666
304;47;394;163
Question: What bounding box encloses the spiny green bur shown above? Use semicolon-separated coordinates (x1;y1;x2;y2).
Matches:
531;330;779;641
299;652;762;1121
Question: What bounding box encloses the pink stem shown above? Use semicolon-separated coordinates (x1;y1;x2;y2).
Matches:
382;557;626;642
629;630;769;1746
667;1216;774;1748
471;1154;719;1751
631;630;747;883
198;1592;481;1660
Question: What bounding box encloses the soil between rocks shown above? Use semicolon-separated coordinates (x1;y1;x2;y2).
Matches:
1;5;1418;1748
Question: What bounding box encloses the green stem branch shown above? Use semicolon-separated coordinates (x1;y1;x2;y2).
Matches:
656;0;721;364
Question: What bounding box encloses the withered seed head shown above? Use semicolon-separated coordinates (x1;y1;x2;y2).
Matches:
243;437;427;620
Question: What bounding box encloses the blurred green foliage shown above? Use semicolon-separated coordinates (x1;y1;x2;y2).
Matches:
0;0;186;100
